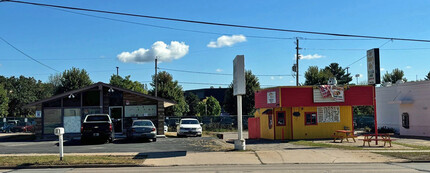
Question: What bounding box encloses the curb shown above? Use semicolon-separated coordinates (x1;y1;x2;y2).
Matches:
0;164;145;169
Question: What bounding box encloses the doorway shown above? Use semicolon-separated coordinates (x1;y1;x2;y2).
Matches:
109;106;123;133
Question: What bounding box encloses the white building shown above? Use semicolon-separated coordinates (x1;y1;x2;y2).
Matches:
376;80;430;137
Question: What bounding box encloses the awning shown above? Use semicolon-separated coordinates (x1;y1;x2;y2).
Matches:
262;109;273;115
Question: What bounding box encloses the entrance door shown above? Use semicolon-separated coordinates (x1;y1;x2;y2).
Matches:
109;107;123;133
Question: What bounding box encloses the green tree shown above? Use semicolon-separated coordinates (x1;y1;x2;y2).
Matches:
224;70;260;115
383;68;407;83
304;66;331;85
109;75;148;94
55;67;92;94
185;93;200;116
304;63;352;85
323;63;352;84
150;71;189;116
0;85;9;117
197;96;221;116
425;71;430;81
1;76;52;117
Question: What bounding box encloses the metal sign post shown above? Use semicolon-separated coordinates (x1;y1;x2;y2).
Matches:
233;55;246;151
54;127;65;161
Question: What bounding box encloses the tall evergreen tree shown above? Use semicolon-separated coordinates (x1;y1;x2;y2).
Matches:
185;93;200;116
109;75;147;94
383;68;407;83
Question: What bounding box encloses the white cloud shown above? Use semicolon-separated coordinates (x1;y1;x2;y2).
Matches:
406;66;412;69
270;76;275;80
279;76;283;79
117;41;189;63
295;54;324;60
357;74;363;78
289;80;294;83
207;35;247;48
216;69;223;72
380;68;385;71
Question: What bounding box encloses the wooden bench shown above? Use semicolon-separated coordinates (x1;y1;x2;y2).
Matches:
362;136;394;147
332;134;357;143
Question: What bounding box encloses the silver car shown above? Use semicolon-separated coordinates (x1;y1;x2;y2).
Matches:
126;120;157;142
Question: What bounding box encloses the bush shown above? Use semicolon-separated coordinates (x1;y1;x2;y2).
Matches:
370;126;397;134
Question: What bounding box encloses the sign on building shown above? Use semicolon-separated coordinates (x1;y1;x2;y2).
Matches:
233;55;245;96
267;91;276;104
317;106;340;123
313;85;345;103
35;110;42;118
367;48;381;85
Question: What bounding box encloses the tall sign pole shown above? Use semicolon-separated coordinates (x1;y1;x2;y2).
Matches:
296;38;300;86
367;48;381;145
155;57;158;97
233;55;246;151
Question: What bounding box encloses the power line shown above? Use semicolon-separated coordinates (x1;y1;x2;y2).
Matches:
0;36;59;72
141;80;276;87
158;67;298;77
5;0;430;43
346;39;392;68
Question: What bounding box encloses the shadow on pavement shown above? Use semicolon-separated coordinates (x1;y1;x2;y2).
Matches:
134;151;187;159
283;147;323;150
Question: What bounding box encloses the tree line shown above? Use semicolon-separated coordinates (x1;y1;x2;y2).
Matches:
0;67;261;117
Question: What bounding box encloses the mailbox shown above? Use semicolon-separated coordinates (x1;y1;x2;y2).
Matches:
54;127;65;136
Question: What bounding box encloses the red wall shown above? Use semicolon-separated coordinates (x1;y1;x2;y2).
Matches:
255;88;279;108
248;117;260;139
255;86;374;108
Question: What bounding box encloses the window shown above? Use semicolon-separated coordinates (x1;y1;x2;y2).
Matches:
402;112;409;129
63;108;81;133
43;109;62;135
268;114;273;129
83;91;100;106
305;112;318;125
85;115;110;122
276;112;286;126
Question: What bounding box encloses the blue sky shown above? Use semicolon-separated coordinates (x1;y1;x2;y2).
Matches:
1;0;430;90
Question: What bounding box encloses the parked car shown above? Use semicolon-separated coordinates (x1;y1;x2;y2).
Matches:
11;123;34;133
1;120;19;133
126;120;157;142
176;118;202;137
81;114;115;143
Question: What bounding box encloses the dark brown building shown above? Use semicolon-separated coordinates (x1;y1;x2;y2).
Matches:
25;82;175;137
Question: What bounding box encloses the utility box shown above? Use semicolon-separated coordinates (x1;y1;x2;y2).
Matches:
54;127;65;136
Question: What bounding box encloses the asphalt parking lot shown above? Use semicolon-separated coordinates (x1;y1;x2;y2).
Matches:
0;136;231;154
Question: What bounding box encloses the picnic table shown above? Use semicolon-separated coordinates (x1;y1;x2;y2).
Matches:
332;130;357;143
362;133;394;147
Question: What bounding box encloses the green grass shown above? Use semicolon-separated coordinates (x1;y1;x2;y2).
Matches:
374;152;430;161
392;142;430;150
0;155;143;167
290;140;362;150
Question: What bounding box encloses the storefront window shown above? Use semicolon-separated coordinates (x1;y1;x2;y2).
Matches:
82;108;101;122
268;114;273;129
43;109;62;135
402;112;409;129
305;112;318;125
277;112;286;126
64;108;81;133
83;91;100;106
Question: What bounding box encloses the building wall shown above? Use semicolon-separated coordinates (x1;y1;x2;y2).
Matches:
254;108;274;140
274;107;292;140
396;82;430;137
291;106;352;139
376;86;400;132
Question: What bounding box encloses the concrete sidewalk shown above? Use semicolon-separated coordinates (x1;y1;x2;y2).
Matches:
141;149;408;166
0;149;411;166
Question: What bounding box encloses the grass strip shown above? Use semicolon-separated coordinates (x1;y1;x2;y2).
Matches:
0;155;143;167
290;140;362;150
392;142;430;150
374;152;430;162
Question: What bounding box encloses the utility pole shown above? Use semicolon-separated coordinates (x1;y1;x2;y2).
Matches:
345;67;349;84
155;57;158;97
116;67;119;76
295;38;300;86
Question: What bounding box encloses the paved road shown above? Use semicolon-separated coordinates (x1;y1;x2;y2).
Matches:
1;163;430;173
0;137;230;154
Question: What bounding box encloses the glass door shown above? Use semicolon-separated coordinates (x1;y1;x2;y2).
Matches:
109;107;123;133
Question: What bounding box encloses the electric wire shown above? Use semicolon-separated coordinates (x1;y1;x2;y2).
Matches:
345;39;392;68
5;0;430;42
0;36;59;72
158;67;298;77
